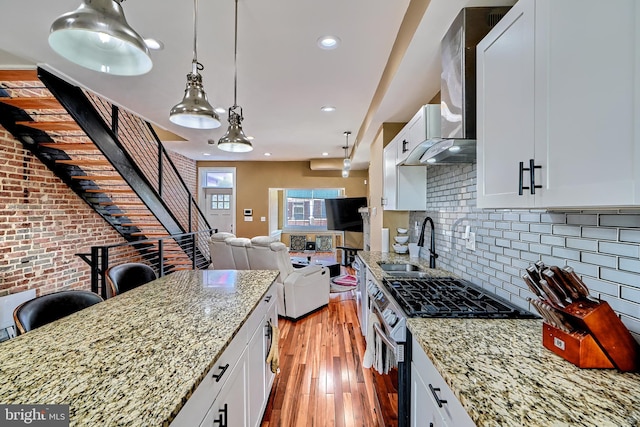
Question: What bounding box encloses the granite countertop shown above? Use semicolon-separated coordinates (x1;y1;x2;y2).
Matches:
0;269;279;426
356;251;455;279
357;251;640;427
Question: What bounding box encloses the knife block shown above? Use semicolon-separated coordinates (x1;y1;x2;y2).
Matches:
544;300;640;372
542;323;614;369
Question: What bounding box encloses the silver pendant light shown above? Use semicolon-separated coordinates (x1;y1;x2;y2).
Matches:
169;0;221;129
49;0;152;76
217;0;253;153
342;131;351;177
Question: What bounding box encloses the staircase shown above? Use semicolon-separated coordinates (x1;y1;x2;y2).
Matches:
0;68;212;292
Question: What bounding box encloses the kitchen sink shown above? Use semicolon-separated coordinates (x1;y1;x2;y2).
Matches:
378;263;421;272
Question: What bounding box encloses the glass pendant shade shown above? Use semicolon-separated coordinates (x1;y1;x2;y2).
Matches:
343;157;351;170
218;109;253;152
48;0;152;76
169;66;221;129
341;168;350;178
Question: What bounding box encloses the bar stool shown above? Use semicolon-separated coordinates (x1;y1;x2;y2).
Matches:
13;290;103;335
105;262;157;298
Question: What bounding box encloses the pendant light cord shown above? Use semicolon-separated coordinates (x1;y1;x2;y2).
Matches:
233;0;239;108
192;0;202;73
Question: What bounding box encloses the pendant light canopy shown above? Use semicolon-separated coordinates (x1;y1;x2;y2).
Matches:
218;0;253;153
169;0;220;129
342;131;351;177
49;0;152;76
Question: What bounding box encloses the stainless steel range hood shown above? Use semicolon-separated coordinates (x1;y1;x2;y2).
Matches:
419;7;511;165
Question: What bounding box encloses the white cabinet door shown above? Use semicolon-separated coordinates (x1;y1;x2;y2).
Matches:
411;337;475;427
476;0;535;209
478;0;640;209
201;351;247;427
533;0;638;208
383;142;398;210
411;361;445;427
264;295;278;393
248;313;267;427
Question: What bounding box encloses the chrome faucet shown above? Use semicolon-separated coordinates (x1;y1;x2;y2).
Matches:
417;216;438;268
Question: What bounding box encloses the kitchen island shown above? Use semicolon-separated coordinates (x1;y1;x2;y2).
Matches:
358;251;640;426
0;269;279;426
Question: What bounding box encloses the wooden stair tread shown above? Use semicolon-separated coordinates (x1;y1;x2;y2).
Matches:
120;223;162;227
110;213;154;217
0;69;39;81
99;201;144;206
0;97;61;109
71;175;123;181
129;232;170;237
17;121;80;131
40;143;98;151
55;159;110;166
85;189;133;194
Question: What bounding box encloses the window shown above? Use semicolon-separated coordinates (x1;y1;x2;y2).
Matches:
204;172;233;188
284;188;343;231
210;194;230;210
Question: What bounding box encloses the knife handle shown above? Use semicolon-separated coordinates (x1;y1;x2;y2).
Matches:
542;268;572;301
541;301;574;332
560;266;592;299
526;265;542;285
528;298;556;326
539;279;566;308
549;265;580;300
522;273;543;298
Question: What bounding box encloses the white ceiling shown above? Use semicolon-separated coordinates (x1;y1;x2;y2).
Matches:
0;0;515;169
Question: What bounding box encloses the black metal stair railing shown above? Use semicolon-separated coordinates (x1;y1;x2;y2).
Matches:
36;68;212;266
78;230;213;298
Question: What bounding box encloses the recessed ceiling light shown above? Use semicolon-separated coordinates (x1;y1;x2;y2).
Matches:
247;136;255;140
264;152;271;156
144;38;164;51
214;107;226;114
317;36;341;50
320;105;336;113
202;152;211;156
322;152;329;156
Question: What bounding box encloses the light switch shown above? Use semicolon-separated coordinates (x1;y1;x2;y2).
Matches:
260;217;266;222
244;216;253;222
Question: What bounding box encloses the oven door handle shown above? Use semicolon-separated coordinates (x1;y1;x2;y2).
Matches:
373;322;398;352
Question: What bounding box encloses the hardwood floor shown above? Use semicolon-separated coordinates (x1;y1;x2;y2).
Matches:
261;291;384;427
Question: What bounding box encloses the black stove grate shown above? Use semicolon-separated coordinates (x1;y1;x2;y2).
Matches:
384;277;536;319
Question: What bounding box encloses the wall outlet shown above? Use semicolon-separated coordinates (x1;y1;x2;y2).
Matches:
466;232;476;251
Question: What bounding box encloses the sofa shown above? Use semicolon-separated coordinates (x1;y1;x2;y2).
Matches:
208;233;330;319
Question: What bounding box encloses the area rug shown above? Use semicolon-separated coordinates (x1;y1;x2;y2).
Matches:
330;274;357;293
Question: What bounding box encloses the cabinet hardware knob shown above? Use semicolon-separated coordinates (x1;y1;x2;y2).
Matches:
264;295;272;303
518;161;525;195
211;363;229;382
428;384;448;408
402;139;409;153
213;403;228;426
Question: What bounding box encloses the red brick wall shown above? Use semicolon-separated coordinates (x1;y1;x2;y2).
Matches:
167;150;197;197
0;127;127;296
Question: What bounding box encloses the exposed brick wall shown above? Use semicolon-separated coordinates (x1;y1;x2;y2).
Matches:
168;151;197;197
0;127;127;296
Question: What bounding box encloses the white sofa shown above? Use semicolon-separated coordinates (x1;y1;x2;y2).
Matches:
209;234;330;319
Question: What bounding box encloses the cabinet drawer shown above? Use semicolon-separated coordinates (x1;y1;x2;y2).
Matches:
170;320;250;426
412;337;475;427
246;285;277;335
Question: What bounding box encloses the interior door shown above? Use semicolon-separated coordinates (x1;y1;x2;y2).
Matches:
199;167;236;234
204;188;234;233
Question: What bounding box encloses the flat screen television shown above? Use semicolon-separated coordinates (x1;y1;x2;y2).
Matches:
324;197;367;232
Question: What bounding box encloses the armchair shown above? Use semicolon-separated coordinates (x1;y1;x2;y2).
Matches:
209;232;236;269
247;236;330;319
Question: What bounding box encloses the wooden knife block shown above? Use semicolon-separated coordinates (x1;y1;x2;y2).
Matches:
543;300;640;372
542;323;614;369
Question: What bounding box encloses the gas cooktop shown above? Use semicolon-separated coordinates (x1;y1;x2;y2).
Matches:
384;277;537;319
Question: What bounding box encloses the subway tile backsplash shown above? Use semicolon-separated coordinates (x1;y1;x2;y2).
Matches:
409;163;640;340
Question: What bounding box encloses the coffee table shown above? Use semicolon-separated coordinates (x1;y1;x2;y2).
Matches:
291;257;341;277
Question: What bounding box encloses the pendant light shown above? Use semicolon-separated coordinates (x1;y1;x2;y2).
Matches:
342;131;351;178
49;0;152;76
217;0;253;153
169;0;221;129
